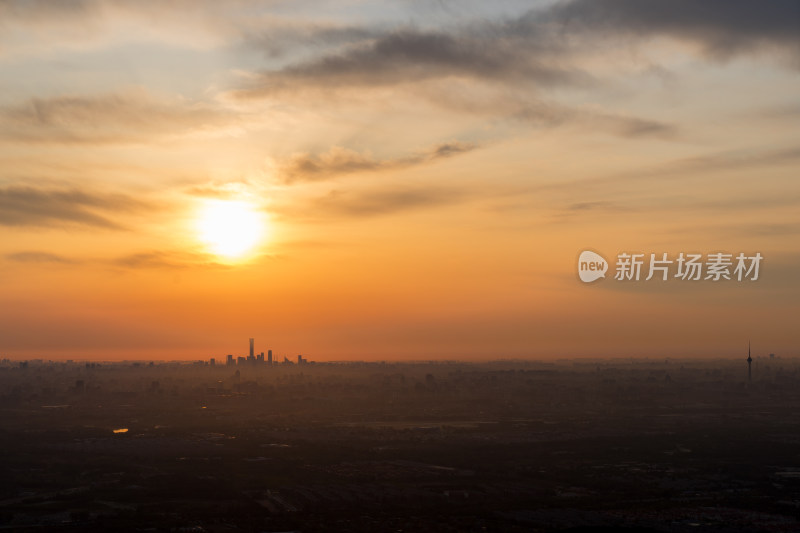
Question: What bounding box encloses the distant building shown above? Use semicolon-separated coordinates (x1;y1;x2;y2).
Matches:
257;352;264;363
210;358;215;366
298;354;307;365
227;354;234;366
267;350;272;365
238;356;246;366
249;338;254;359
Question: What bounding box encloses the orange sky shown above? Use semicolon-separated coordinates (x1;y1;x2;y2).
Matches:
0;1;798;361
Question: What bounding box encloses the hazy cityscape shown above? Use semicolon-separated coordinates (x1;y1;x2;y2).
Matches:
2;1;798;532
1;342;799;532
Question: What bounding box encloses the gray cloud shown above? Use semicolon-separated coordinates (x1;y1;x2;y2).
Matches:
278;141;477;183
0;0;97;22
513;102;677;138
0;91;233;144
234;26;589;98
236;1;797;99
0;185;146;229
415;83;676;139
242;23;380;59
543;0;800;61
664;146;800;176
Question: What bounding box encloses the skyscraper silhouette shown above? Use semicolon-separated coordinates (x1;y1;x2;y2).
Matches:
249;338;254;359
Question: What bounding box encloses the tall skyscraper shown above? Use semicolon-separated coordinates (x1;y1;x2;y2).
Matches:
267;349;272;365
249;338;254;359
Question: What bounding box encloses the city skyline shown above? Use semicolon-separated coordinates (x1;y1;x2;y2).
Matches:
0;1;798;361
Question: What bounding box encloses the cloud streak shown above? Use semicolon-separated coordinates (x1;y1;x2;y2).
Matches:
5;251;79;264
311;187;466;217
0;185;147;229
110;250;228;270
0;90;235;145
235;1;798;100
233;26;588;98
543;0;800;61
278;141;477;183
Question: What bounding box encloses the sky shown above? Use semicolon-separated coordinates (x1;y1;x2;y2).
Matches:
0;0;798;361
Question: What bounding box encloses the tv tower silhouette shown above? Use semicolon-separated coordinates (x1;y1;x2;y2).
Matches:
747;341;752;382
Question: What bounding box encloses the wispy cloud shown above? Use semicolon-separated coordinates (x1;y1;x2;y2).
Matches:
5;251;79;264
110;250;227;269
278;141;477;183
184;181;255;199
522;144;800;197
304;187;467;218
0;185;147;229
512;102;677;138
543;0;800;61
4;248;235;270
0;90;235;145
661;146;800;176
233;26;588;99
234;1;798;100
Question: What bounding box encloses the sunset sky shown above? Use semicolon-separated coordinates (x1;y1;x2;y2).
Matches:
1;0;798;361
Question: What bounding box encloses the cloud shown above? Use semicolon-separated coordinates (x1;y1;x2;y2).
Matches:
233;26;588;98
663;146;800;176
429;141;475;158
543;0;800;61
0;185;147;229
241;22;380;59
512;101;676;138
307;187;466;218
110;250;226;269
278;141;477;183
271;185;468;221
4;248;237;270
0;90;235;144
5;251;79;264
0;0;245;59
565;201;628;212
184;181;255;199
526;144;800;197
234;1;797;99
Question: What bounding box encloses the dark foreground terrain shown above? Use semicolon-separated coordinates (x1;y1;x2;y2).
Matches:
1;357;799;532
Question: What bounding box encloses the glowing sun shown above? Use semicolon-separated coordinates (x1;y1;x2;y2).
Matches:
195;199;265;259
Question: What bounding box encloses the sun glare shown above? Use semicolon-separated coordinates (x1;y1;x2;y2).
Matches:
196;199;265;259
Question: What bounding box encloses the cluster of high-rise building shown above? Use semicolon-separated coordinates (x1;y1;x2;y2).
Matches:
216;338;309;367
